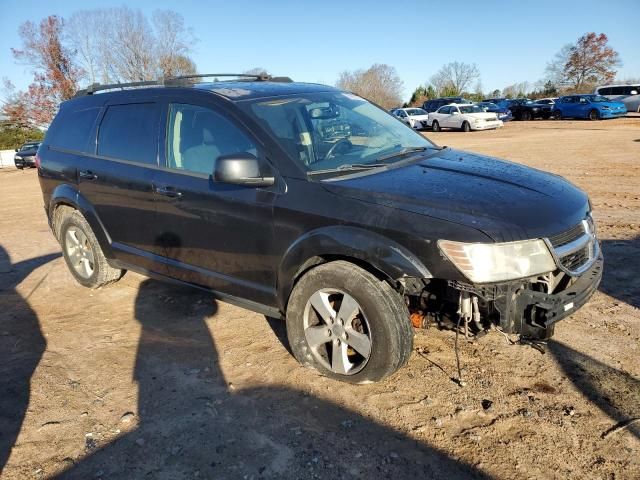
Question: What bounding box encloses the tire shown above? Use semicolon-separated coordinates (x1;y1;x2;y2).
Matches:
59;210;125;288
431;120;440;132
286;261;413;384
461;121;471;132
521;110;532;121
16;165;23;170
551;110;562;120
589;109;600;121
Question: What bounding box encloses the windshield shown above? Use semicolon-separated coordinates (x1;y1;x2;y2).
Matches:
240;92;436;173
20;143;39;151
459;105;484;114
406;108;427;116
586;95;610;102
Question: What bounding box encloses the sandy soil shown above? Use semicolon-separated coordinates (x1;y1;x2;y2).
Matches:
0;118;638;479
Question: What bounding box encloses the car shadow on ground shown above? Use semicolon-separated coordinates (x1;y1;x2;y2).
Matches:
0;246;60;475
56;278;489;479
599;237;640;309
547;340;640;440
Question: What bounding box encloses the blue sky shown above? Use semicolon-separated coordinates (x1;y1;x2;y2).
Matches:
1;0;638;101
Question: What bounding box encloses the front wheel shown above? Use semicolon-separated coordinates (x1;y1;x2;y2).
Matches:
589;109;600;121
461;121;471;132
431;120;441;132
286;261;413;383
550;110;562;120
521;110;532;121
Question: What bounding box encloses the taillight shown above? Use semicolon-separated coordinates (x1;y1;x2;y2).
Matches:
35;153;41;169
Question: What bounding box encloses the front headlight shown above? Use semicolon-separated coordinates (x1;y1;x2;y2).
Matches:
438;239;556;283
14;155;22;160
600;106;610;110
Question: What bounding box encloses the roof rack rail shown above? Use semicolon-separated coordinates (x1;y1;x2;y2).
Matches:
75;73;293;97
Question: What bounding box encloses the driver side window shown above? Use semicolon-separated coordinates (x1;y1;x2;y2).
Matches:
166;103;257;175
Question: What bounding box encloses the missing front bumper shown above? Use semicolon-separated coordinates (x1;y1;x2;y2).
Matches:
449;254;603;339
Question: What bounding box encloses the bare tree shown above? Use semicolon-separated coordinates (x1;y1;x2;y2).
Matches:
244;68;269;76
66;10;103;84
153;10;197;77
544;43;572;88
429;62;480;96
66;7;197;84
336;64;403;109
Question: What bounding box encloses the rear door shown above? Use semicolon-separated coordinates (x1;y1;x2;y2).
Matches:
79;100;162;271
151;97;280;306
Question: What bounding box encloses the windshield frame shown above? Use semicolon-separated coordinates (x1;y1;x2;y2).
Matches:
237;91;439;180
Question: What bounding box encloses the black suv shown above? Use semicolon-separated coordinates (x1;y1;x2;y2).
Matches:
14;141;41;169
422;97;471;113
486;98;553;121
38;74;603;383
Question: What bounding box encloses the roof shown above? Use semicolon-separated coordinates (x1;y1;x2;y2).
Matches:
195;81;339;101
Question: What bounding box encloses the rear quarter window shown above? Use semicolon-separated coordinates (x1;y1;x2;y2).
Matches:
46;107;101;153
97;103;158;164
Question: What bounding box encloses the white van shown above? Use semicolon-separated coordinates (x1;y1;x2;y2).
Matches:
594;84;640;113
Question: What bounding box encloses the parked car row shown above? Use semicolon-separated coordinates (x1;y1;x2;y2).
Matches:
392;103;504;132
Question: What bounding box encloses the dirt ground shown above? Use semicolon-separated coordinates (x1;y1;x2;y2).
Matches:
1;118;638;480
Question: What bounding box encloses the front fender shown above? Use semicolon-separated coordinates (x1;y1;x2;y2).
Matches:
277;225;431;309
49;184;115;259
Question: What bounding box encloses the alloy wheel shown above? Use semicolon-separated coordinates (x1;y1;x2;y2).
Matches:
303;289;372;375
65;227;95;279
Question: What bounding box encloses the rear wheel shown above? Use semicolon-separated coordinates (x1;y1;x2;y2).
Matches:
461;121;471;132
286;261;413;383
60;210;125;288
589;109;600;121
431;120;440;132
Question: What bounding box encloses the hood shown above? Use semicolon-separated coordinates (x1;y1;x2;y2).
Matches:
464;112;498;120
598;101;626;109
322;148;589;242
16;148;37;156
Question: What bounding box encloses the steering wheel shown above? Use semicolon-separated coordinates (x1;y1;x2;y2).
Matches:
324;138;353;160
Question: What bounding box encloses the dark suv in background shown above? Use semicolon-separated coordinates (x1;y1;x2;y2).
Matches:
14;141;41;169
422;96;471;113
38;74;603;383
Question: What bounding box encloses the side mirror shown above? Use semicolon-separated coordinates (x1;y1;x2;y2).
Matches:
452;111;460;115
214;152;275;187
15;148;18;152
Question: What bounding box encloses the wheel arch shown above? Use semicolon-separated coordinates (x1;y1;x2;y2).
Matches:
277;225;431;311
48;184;115;259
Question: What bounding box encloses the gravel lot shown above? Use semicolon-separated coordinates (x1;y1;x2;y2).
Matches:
1;118;638;479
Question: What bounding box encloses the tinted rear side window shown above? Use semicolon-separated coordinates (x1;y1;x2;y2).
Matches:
47;107;100;153
98;103;158;164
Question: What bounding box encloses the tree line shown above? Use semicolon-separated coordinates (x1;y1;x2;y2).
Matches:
338;32;625;109
1;7;197;130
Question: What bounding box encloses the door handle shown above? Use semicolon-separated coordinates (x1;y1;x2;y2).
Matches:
79;170;98;180
154;185;183;198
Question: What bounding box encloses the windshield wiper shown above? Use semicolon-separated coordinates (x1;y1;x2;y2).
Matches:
308;163;386;176
377;146;429;162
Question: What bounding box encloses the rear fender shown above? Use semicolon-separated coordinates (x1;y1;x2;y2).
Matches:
48;184;114;259
277;225;431;310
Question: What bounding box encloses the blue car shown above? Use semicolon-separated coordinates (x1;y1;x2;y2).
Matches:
552;94;627;120
477;102;513;122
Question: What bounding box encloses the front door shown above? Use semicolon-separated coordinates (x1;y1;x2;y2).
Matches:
152;100;281;306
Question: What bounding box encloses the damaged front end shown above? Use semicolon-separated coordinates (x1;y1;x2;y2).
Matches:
404;218;603;340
